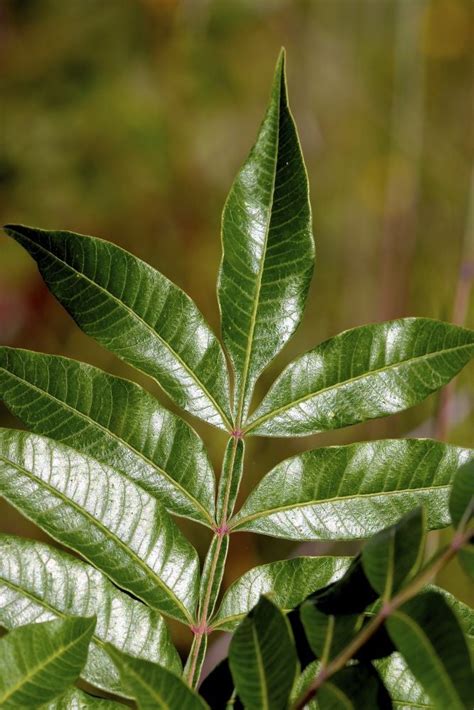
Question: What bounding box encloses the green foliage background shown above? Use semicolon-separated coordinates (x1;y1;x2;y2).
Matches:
0;0;473;647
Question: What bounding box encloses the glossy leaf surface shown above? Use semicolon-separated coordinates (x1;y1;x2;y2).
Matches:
106;646;208;710
232;439;472;540
0;616;95;708
218;50;314;423
0;535;180;695
362;507;425;597
43;687;125;709
228;596;297;710
0;347;216;526
386;590;473;709
5;224;232;430
246;319;474;436
376;654;433;709
213;556;350;631
0;429;200;623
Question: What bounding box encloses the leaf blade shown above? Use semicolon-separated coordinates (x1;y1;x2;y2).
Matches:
231;439;473;540
4;224;232;430
246;319;474;436
218;50;314;423
0;429;200;623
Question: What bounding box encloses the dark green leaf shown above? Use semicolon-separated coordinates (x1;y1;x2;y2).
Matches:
449;460;474;530
106;646;208;709
0;429;200;623
245;319;474;436
0;616;95;708
0;535;180;695
4;224;232;431
362;507;425;598
386;590;473;709
300;604;359;661
231;440;471;540
228;596;298;710
0;347;216;526
317;663;392;710
218;49;314;424
213;556;350;631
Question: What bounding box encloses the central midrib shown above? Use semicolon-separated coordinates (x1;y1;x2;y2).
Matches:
0;452;192;624
17;233;232;432
1;366;214;526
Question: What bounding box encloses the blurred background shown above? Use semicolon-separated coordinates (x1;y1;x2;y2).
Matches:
0;0;473;657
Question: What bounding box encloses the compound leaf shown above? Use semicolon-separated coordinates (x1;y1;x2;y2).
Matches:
228;596;298;710
106;646;208;710
0;535;180;696
0;429;200;624
231;440;472;540
0;616;95;708
386;590;473;710
4;224;232;431
213;556;350;631
218;49;314;424
0;347;216;526
245;319;474;436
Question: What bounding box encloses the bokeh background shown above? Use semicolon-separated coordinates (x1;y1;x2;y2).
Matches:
1;0;473;658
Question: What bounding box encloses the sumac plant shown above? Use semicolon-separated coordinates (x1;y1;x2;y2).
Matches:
0;50;473;709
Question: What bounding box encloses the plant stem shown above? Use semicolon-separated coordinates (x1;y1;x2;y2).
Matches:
293;527;473;709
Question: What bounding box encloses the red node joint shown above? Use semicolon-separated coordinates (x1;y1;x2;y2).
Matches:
231;429;244;439
214;523;230;536
191;622;210;635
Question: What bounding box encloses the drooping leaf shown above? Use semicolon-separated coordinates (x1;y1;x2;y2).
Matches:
106;646;209;709
229;596;298;710
231;439;471;540
376;654;433;710
449;459;474;530
362;507;425;598
218;49;314;424
245;319;474;436
0;429;200;624
300;604;359;662
386;590;473;709
317;663;392;710
212;556;350;631
4;224;232;431
42;687;125;708
0;535;181;696
0;347;216;526
0;616;95;708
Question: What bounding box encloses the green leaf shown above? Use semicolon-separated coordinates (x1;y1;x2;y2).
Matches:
0;429;200;624
317;663;392;710
228;596;298;710
362;507;425;598
386;590;473;709
449;460;474;530
42;687;125;708
4;224;232;431
0;535;180;696
0;347;216;526
376;654;433;710
0;616;95;708
216;438;245;524
231;439;472;540
290;660;320;709
300;605;359;662
212;556;350;631
309;555;377;616
245;319;474;436
106;646;209;709
218;49;314;424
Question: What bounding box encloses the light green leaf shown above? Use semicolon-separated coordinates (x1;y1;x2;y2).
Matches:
42;687;125;708
0;347;216;526
362;507;425;598
106;646;208;709
231;439;473;540
386;590;473;710
4;224;232;431
218;49;314;424
245;319;474;436
212;556;350;631
228;596;298;710
290;660;320;709
376;654;433;710
0;429;200;624
0;535;181;696
0;616;95;708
